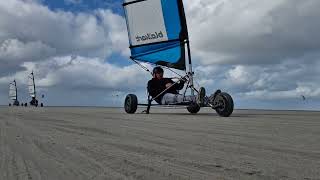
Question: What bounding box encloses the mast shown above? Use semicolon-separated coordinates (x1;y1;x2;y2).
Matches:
31;71;36;98
14;80;18;100
179;0;195;95
186;40;194;95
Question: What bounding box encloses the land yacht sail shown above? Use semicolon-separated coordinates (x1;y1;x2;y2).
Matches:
9;80;19;106
123;0;189;70
28;71;36;98
28;71;43;107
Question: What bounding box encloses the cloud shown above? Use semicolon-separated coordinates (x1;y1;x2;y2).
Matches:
218;56;320;100
1;0;319;109
0;0;128;76
0;39;56;75
33;56;148;90
96;9;130;57
0;55;152;106
185;0;320;65
180;0;320;109
0;0;135;106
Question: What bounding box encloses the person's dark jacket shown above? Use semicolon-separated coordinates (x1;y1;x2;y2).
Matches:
147;78;185;104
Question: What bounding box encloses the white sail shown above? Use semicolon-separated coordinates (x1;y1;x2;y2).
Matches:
28;73;36;97
124;0;169;46
9;82;17;100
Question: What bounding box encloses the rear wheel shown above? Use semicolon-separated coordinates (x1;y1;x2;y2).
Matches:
9;104;11;106
214;92;234;117
24;103;27;107
187;103;201;114
124;94;138;114
41;103;43;107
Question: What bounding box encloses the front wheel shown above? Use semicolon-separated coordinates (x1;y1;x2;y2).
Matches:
187;103;200;114
41;103;44;107
214;92;234;117
124;94;138;114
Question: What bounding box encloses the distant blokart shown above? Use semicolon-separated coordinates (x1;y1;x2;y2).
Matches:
28;71;44;107
122;0;233;116
9;80;20;107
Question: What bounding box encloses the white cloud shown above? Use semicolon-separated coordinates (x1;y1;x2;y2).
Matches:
0;0;128;76
182;0;320;108
0;0;135;106
0;39;56;62
35;56;148;90
0;55;152;106
185;0;320;65
96;9;130;57
1;0;320;109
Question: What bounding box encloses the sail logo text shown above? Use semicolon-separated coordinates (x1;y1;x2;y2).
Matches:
136;31;164;42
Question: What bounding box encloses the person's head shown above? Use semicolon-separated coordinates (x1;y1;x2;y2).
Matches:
153;66;164;79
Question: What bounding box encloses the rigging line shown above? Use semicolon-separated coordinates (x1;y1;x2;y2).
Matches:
132;59;185;78
131;58;186;79
131;59;152;75
160;65;184;78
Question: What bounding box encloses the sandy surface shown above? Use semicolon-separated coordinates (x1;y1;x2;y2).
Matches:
0;107;319;180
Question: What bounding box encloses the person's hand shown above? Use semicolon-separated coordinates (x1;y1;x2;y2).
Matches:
181;77;187;82
166;83;173;88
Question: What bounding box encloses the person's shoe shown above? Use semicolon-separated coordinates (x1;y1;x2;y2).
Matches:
197;87;206;106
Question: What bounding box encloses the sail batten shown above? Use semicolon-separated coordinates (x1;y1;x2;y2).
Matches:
123;0;188;70
123;0;147;6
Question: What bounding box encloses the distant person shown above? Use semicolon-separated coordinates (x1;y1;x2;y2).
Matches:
147;66;206;105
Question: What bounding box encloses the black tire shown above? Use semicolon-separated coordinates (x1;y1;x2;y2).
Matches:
9;104;11;107
124;94;138;114
214;92;234;117
25;103;27;107
187;103;201;114
41;103;43;107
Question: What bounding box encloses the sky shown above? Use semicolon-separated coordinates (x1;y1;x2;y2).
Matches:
0;0;320;110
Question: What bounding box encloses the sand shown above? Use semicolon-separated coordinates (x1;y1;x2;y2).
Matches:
0;107;319;180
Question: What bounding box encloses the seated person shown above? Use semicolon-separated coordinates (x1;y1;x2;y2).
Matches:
147;66;206;105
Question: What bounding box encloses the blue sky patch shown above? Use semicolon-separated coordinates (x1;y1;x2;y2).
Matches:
41;0;123;15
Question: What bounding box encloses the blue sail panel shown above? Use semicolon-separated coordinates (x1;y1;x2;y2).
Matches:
132;41;185;69
161;0;183;40
123;0;188;70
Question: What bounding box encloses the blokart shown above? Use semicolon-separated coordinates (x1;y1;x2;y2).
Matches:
28;71;44;107
122;0;233;116
9;80;20;106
